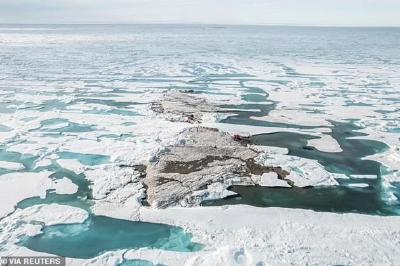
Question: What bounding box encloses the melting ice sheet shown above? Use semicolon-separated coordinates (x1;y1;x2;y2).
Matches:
0;25;400;261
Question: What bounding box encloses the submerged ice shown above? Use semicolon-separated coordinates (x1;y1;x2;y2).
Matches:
20;215;202;259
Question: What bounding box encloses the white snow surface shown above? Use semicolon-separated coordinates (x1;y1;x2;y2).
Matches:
135;205;400;265
0;171;53;218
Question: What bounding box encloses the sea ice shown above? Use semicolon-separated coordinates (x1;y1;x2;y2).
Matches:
0;171;53;218
0;161;25;171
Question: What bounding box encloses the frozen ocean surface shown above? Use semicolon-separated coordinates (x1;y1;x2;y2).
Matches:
0;24;400;260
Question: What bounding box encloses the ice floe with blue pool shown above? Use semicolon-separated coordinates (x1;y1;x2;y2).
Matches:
19;215;202;259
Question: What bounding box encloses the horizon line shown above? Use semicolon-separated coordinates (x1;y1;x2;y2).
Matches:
1;22;400;28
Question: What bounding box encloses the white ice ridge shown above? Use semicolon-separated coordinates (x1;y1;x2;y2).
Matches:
85;164;146;220
85;165;142;200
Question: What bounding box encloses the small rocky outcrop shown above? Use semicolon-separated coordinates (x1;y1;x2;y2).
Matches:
144;127;289;208
151;92;219;123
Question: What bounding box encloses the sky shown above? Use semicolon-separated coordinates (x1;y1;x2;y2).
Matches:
0;0;399;26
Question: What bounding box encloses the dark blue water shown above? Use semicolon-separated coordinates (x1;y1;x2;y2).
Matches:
204;120;400;215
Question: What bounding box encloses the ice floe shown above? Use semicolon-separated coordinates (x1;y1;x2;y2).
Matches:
0;161;24;171
0;204;88;256
0;171;53;218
